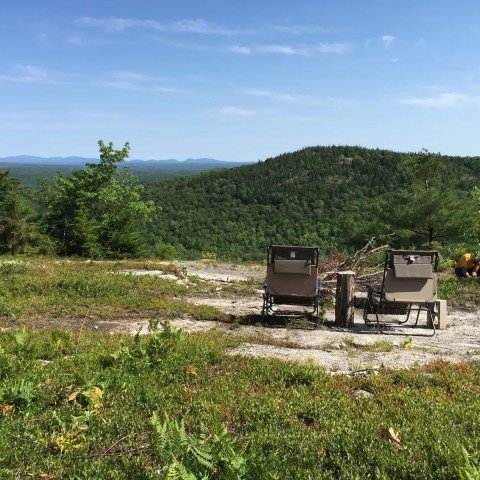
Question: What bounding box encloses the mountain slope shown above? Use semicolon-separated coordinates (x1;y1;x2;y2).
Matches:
144;145;480;261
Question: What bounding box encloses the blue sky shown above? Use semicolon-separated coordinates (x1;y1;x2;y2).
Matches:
1;0;480;161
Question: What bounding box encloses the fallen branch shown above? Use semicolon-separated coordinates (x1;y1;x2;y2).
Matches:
323;234;394;281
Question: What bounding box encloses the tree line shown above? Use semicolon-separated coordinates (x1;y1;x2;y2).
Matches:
0;144;479;261
0;141;154;257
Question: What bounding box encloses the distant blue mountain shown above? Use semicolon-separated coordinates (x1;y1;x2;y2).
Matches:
0;155;255;187
0;155;250;167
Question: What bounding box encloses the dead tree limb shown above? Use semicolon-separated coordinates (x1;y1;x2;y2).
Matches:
323;233;394;281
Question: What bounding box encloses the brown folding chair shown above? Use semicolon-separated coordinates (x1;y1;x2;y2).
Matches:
262;245;321;326
363;250;439;335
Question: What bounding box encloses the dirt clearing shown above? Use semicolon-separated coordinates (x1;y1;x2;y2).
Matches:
14;260;480;374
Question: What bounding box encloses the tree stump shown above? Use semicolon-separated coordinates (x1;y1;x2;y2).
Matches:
335;271;355;328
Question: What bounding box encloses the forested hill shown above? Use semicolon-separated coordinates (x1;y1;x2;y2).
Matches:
144;146;480;261
0;157;250;188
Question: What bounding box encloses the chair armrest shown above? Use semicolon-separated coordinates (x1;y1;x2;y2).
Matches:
366;284;381;294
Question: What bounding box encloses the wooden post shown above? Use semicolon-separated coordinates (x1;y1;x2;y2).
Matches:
335;271;355;328
428;299;447;329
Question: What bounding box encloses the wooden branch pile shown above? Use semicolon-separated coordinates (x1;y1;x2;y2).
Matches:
322;234;395;286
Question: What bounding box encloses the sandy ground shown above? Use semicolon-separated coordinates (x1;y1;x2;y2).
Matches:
108;261;480;373
13;260;480;374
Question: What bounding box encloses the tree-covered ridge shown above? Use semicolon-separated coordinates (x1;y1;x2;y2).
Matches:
144;146;480;261
1;144;479;260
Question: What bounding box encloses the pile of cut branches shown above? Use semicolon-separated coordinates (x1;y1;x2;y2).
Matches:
322;234;395;288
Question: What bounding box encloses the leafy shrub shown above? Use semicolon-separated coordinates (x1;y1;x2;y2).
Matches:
0;261;27;276
0;379;37;407
154;242;177;260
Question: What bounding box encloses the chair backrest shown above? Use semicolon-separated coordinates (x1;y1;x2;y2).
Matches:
265;245;319;297
382;250;438;303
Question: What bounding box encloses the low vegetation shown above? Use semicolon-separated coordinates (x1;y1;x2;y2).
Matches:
0;325;479;479
438;276;480;307
0;258;479;478
0;258;222;322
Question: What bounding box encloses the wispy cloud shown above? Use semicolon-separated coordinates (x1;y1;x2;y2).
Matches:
240;88;350;107
380;35;397;48
0;64;49;83
171;19;240;35
272;25;331;35
96;70;176;92
228;45;252;55
76;17;160;32
220;106;256;116
228;42;350;56
114;70;160;82
399;92;470;107
75;17;246;35
240;88;298;103
316;42;350;53
257;44;309;56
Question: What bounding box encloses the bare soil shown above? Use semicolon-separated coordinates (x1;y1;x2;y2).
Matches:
18;260;480;374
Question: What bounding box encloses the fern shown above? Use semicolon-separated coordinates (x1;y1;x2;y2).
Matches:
458;447;480;480
150;412;246;479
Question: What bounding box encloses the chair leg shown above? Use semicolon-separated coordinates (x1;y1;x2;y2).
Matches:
427;306;436;336
414;306;421;327
363;297;374;325
314;296;320;328
261;291;268;321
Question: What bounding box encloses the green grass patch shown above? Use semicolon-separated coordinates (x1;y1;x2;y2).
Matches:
323;337;395;354
1;327;479;479
438;276;480;307
0;258;221;321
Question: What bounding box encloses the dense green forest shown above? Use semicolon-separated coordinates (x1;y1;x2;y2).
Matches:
144;146;480;261
1;144;479;261
0;161;242;189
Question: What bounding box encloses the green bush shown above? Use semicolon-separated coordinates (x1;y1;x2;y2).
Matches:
154;243;177;260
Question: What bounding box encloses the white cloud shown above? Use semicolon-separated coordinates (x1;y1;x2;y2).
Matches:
0;64;48;83
381;35;397;48
98;80;134;89
220;106;256;116
95;71;176;92
75;17;244;35
257;44;308;56
272;25;331;35
97;80;176;93
240;88;298;103
399;92;470;107
171;19;240;35
114;70;153;81
316;42;350;54
239;88;350;107
75;17;157;32
16;65;47;78
229;45;251;55
246;42;350;56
